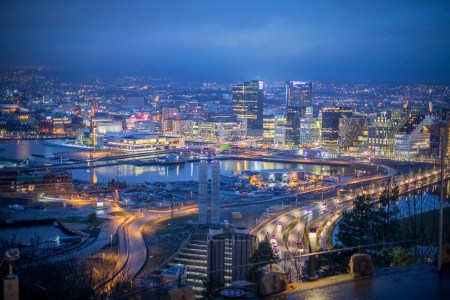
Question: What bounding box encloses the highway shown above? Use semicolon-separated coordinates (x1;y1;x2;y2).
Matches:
41;158;446;285
252;162;448;281
116;206;198;280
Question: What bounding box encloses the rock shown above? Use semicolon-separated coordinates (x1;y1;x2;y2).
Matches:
161;284;196;300
257;264;288;296
349;254;374;278
441;243;450;269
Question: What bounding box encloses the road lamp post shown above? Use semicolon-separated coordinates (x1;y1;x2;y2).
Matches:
110;234;112;251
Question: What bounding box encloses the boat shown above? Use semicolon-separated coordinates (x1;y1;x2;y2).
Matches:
45;153;55;159
131;158;158;166
46;235;60;243
86;156;100;162
32;153;55;159
157;154;186;165
186;155;200;162
200;154;215;161
0;161;16;168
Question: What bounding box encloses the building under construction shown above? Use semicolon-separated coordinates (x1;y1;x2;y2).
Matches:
198;160;221;225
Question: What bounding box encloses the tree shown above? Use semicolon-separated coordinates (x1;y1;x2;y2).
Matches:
336;194;377;247
17;254;129;299
373;247;416;268
252;233;277;264
390;247;416;266
87;212;98;224
377;178;401;242
248;234;277;282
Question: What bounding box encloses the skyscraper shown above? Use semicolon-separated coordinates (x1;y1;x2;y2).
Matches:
263;115;275;141
285;81;312;148
286;81;312;107
321;107;353;149
232;80;264;133
286;106;305;148
286;106;305;147
338;117;370;154
299;107;321;147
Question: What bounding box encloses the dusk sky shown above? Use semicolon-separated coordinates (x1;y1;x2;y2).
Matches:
1;0;450;83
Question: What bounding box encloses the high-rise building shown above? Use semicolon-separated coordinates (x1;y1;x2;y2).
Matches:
321;107;353;149
232;80;264;132
428;122;446;158
368;111;392;157
394;114;432;159
286;81;312;107
263;115;275;141
198;162;208;224
197;120;246;142
161;107;179;121
299;107;321;147
211;161;221;225
368;110;408;157
286;106;306;148
273;125;286;148
441;108;450;159
338;117;370;154
285;81;312;148
198;161;221;225
207;228;257;291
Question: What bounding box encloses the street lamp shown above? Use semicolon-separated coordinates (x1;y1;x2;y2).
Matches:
110;234;112;251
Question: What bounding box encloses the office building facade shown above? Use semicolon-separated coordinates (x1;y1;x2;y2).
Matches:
338;117;370;154
286;106;305;148
232;80;264;132
321;107;353;149
394;114;432;159
299;107;321;147
286;81;312;107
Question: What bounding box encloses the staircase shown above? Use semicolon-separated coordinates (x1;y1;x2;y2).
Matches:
163;236;208;297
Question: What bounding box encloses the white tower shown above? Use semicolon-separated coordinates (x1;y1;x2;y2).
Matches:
198;162;208;224
210;161;221;224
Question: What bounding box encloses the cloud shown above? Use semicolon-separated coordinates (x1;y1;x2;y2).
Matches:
0;0;449;82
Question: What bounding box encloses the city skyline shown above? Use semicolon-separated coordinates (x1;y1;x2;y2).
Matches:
1;1;450;83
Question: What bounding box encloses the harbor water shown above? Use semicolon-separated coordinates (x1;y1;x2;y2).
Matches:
0;140;348;183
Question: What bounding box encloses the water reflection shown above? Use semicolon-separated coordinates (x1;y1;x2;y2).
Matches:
71;160;348;184
0;139;78;160
134;166;145;176
0;226;69;246
1;140;349;184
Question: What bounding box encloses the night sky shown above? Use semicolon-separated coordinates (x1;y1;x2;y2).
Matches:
1;0;449;83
